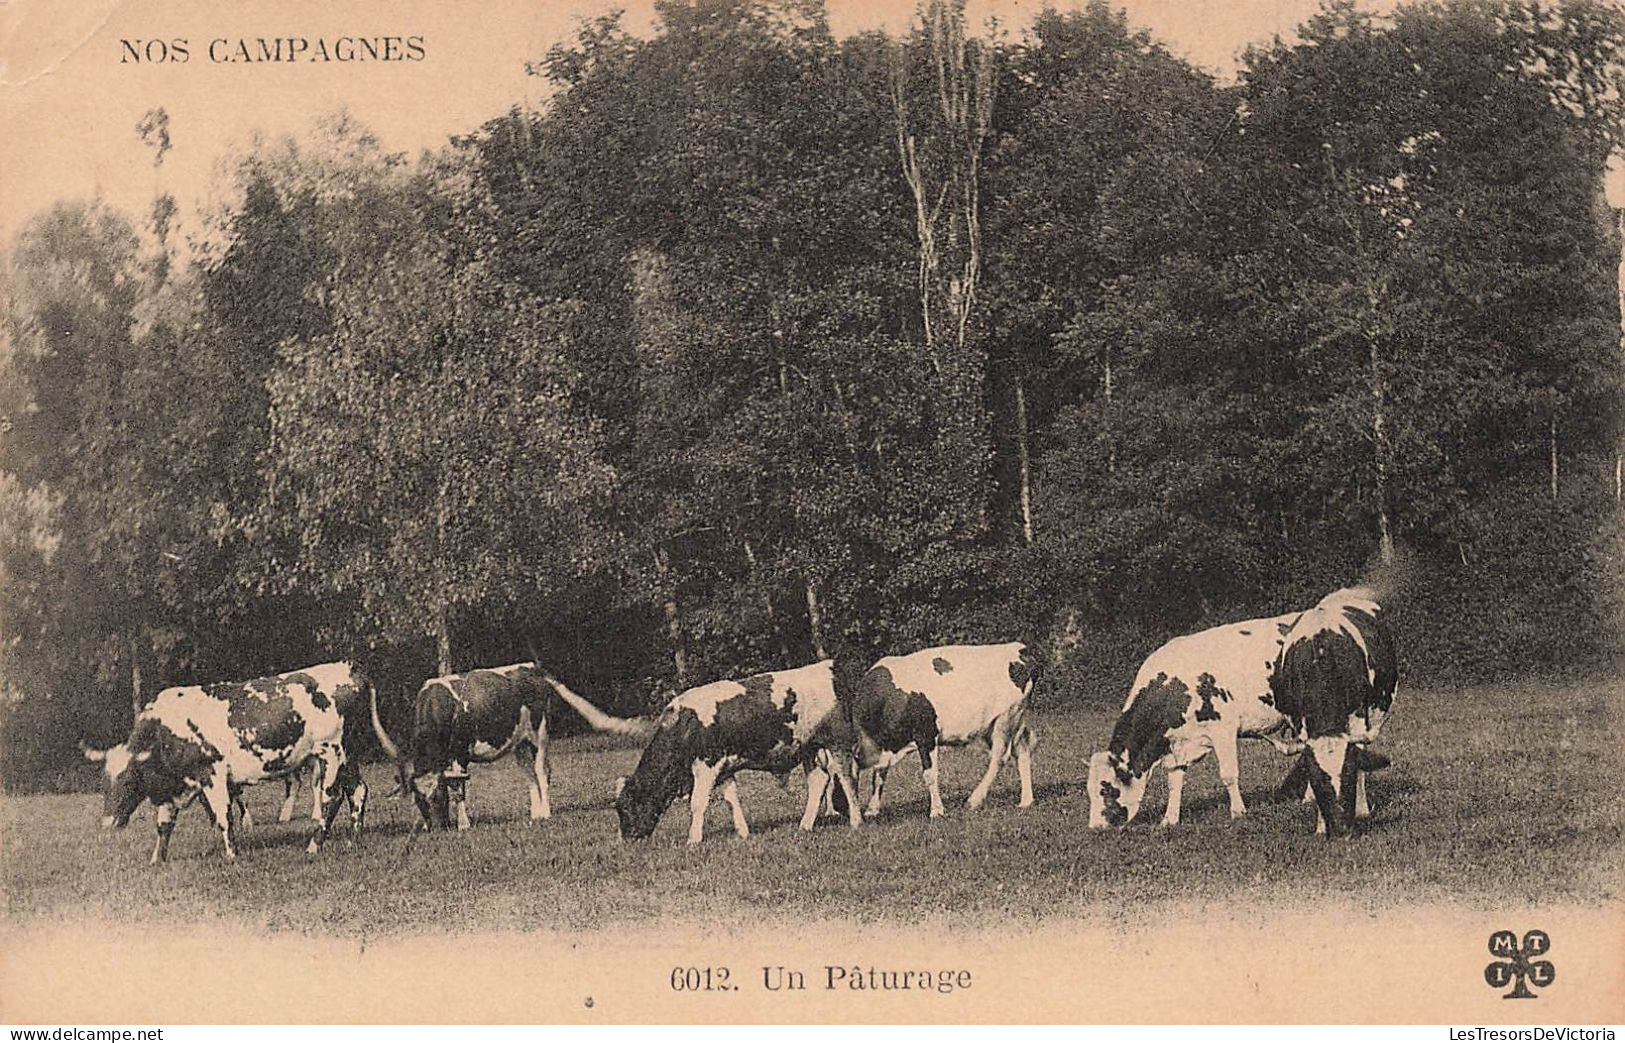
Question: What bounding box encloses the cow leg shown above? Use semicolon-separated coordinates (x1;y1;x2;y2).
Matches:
1013;725;1035;807
1214;728;1246;819
722;779;750;838
340;759;368;842
920;741;945;819
308;760;325;822
151;801;179;865
1162;763;1186;826
688;761;721;846
800;758;830;832
277;773;298;824
234;790;254;830
197;776;237;862
514;739;548;822
534;715;553;820
1354;767;1371;819
967;718;1010;811
865;762;890;818
828;750;863;829
307;749;348;854
449;776;471;832
1304;738;1351;837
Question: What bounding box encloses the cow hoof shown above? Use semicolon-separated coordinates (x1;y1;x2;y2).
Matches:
277;810;294;824
1018;797;1034;809
305;841;321;855
929;808;945;819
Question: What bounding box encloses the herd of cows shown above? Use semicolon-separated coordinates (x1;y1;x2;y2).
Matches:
80;585;1399;865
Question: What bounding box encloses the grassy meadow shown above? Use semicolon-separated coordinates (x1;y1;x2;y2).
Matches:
3;675;1620;939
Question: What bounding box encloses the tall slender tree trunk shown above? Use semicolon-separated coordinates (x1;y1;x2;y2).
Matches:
1103;354;1116;475
434;469;453;674
1014;378;1034;544
128;632;143;715
1365;286;1395;566
655;548;687;687
1549;413;1560;501
805;582;827;660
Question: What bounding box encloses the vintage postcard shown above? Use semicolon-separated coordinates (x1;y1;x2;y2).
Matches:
2;0;1622;1025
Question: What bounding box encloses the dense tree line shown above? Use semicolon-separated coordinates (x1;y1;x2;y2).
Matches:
3;0;1622;790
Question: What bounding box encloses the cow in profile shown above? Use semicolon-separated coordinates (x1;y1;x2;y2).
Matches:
848;642;1039;819
81;662;371;863
1270;587;1399;837
370;663;648;830
1086;614;1303;828
614;660;863;845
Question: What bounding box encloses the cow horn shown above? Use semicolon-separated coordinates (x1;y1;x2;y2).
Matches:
79;740;107;763
542;672;655;739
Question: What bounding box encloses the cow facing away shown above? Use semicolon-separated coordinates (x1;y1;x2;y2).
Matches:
614;660;863;845
849;642;1039;819
1086;614;1315;828
1270;587;1399;837
370;663;649;830
82;662;371;863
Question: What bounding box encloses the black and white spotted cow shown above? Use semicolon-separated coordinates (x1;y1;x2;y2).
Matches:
371;663;646;831
1270;587;1399;837
1086;614;1303;828
848;642;1039;819
82;662;372;864
613;660;863;844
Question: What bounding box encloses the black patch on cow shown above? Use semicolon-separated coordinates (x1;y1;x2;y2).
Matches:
705;683;797;768
616;706;706;839
1342;606;1399;710
850;666;940;768
1277;621;1294;635
1238;629;1251;636
226;687;305;753
932;657;953;675
1098;772;1129;827
1008;644;1041;693
310;688;331;711
1107;672;1189;778
1194;672;1228;722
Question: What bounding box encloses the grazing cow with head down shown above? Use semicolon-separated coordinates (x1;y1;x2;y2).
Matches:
81;662;371;863
371;663;646;830
848;642;1039;819
1086;614;1303;829
1270;587;1398;837
614;660;863;845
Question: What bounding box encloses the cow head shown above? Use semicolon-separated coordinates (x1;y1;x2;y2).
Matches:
614;707;701;840
1086;750;1146;828
81;741;151;829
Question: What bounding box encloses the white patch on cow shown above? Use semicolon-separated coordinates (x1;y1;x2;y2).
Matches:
874;643;1028;743
488;662;534;678
427;678;468;713
100;743;135;781
671;680;748;726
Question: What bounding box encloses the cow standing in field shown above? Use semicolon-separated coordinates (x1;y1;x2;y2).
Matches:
614;660;863;844
849;642;1039;819
81;662;371;863
1086;614;1304;828
370;663;648;830
1270;587;1399;837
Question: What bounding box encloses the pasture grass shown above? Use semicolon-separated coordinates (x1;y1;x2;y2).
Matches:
3;674;1619;938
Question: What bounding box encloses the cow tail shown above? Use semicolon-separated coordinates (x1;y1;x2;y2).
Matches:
542;673;654;739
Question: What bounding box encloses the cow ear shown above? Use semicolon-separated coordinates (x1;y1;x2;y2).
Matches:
132;750;154;763
80;742;107;763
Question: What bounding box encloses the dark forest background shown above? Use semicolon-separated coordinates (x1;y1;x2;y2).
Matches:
4;0;1623;791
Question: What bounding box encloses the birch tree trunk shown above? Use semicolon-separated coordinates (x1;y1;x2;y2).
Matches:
805;582;827;660
128;632;143;715
893;0;995;534
1014;378;1034;544
655;548;687;687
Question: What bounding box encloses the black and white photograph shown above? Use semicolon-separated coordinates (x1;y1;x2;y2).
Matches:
1;0;1622;1024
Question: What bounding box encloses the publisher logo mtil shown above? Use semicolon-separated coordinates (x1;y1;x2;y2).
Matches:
1485;929;1554;1000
